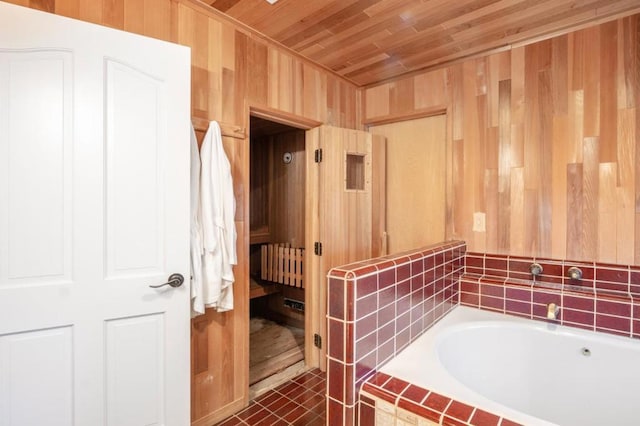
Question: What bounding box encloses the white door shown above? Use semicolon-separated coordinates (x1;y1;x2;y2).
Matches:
0;3;191;426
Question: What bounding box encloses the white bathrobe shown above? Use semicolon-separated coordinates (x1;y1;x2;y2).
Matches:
199;121;237;312
190;125;204;317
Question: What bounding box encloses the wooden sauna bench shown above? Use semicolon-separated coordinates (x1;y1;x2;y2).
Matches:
249;276;279;299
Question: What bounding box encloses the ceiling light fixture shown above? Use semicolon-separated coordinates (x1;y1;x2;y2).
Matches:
265;0;278;4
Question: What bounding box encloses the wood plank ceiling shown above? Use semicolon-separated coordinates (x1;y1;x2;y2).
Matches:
207;0;640;86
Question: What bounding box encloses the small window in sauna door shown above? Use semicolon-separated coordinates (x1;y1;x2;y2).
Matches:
345;153;366;191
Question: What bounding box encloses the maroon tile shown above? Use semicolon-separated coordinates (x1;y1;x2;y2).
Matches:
358;400;375;426
460;279;480;293
480;295;504;311
254;413;281;426
273;399;303;419
377;321;395;344
396;327;411;352
500;419;524;426
379;269;396;289
536;260;564;278
356;312;377;341
378;302;395;328
368;372;391;387
361;384;396;404
505;299;531;317
480;283;505;298
411;258;425;276
398;398;441;423
396;310;411;332
217;415;244;425
350;265;378;278
470;409;500;426
397;262;411;281
563;294;594;311
356;275;377;299
398;278;412;297
356;293;377;318
505;286;531;302
411;274;424;292
328;319;344;360
561;309;594;327
329;278;345;320
485;256;507;272
596;280;629;294
235;403;264;421
532;290;560;306
327;360;344;401
410;301;424;324
633;320;640;338
442;416;468;426
596;266;629;284
423;391;451;413
460;291;480;307
355;331;376;362
255;390;284;407
596;298;631;317
379;286;396;310
424;255;435;271
445;400;474;421
401;384;429;404
377;338;394;365
508;258;534;276
301;393;325;410
382;377;410;395
274;380;300;396
328;268;349;278
290;411;321;426
397;293;411;314
344;365;355;405
596;314;631;334
327;398;343;426
465;254;484;269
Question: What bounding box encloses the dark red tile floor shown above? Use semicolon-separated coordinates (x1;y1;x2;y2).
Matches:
216;368;326;426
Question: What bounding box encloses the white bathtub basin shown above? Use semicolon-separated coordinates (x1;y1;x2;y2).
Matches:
381;305;640;426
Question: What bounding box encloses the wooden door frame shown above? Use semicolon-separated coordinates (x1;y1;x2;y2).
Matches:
246;105;323;371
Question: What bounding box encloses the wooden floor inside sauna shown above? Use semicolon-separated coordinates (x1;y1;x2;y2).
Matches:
249;317;305;386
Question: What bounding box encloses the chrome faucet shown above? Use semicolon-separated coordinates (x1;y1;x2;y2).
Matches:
547;303;560;320
567;266;583;281
529;263;543;276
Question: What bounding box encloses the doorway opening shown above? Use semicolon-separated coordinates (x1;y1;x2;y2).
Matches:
248;115;307;398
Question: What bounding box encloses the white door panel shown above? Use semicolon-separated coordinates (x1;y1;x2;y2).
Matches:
0;3;190;425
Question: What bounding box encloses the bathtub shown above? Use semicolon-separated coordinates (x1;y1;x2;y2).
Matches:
380;305;640;426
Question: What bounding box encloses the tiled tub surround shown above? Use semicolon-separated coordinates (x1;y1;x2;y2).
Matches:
326;241;466;426
359;304;640;426
462;252;640;339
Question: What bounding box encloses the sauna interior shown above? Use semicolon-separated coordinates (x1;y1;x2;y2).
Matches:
248;116;306;395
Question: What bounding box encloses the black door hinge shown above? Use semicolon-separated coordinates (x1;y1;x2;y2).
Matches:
314;333;322;349
314;148;323;163
314;242;322;256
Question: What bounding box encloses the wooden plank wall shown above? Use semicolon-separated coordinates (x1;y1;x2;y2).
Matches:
364;14;640;265
2;1;360;424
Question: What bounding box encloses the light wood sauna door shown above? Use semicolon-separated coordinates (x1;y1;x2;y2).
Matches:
305;125;385;370
370;115;447;254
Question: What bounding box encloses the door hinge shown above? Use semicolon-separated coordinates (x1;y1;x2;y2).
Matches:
314;333;322;349
314;242;323;256
314;148;323;163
